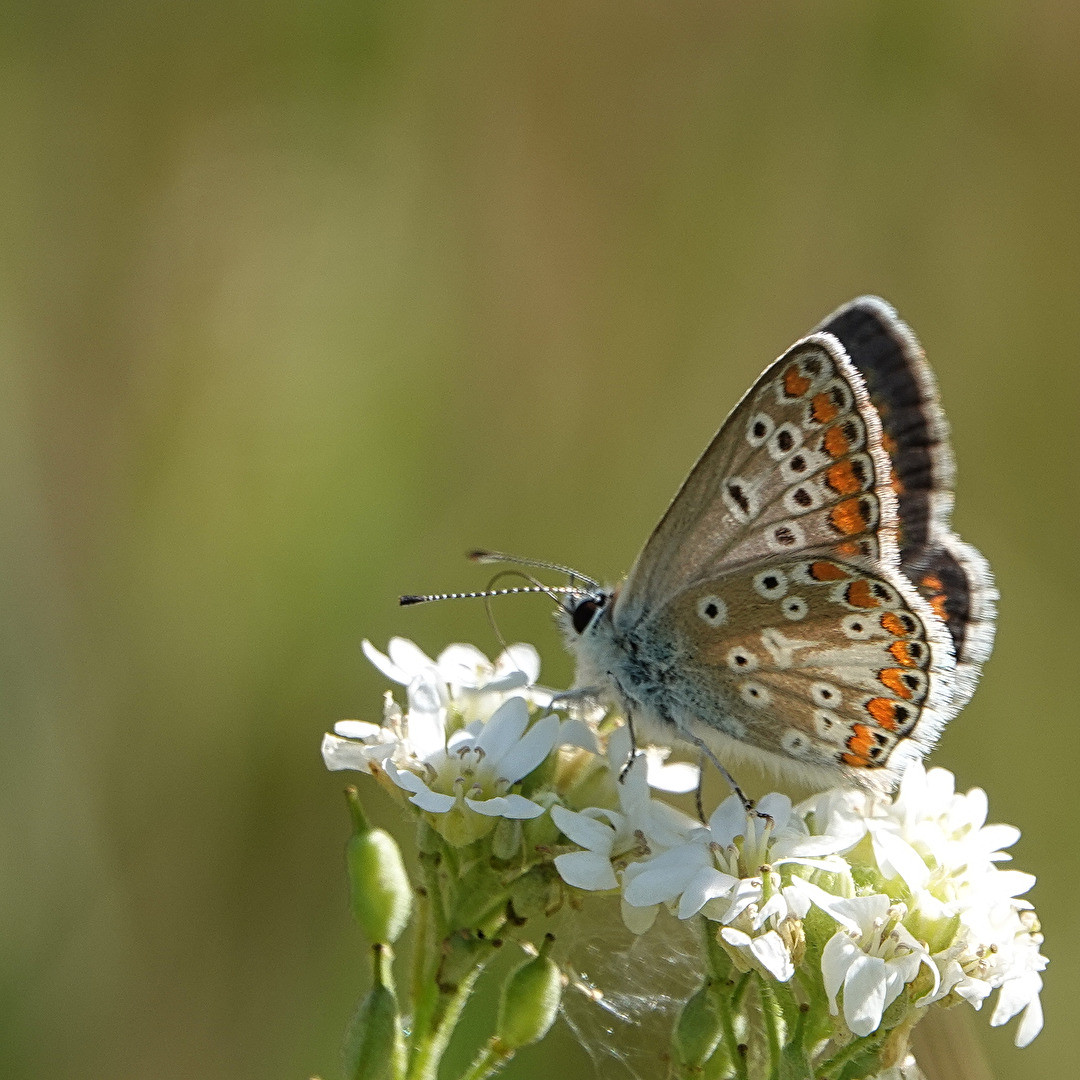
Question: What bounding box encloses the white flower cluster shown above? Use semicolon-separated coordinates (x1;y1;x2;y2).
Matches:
323;637;1046;1049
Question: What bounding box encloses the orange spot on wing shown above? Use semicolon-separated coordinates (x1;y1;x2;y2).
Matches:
882;432;898;456
823;424;851;458
922;575;944;592
880;612;908;636
838;541;859;556
826;460;862;496
842;723;875;766
879;668;914;699
891;475;906;496
812;391;840;424
810;560;847;581
929;594;948;620
845;579;880;608
888;640;918;667
830;498;868;535
784;366;811;397
866;698;899;730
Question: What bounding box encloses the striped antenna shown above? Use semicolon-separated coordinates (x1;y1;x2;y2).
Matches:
399;585;579;607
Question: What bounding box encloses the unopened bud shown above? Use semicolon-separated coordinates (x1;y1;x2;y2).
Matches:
345;787;412;944
495;935;562;1050
673;981;724;1068
342;947;405;1080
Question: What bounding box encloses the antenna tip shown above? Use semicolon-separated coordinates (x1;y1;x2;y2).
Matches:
467;549;495;562
399;594;426;606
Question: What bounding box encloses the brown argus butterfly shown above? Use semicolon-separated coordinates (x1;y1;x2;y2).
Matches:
407;298;997;798
558;297;996;794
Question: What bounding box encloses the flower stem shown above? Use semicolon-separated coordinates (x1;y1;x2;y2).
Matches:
715;974;751;1080
457;1039;513;1080
406;966;484;1080
816;1033;882;1080
756;978;784;1080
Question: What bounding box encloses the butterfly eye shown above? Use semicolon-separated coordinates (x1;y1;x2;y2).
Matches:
571;597;603;634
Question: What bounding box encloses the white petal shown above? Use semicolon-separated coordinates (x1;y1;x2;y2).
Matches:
782;883;811;920
755;792;793;830
843;953;888;1036
497;713;560;783
362;639;409;683
496;643;541;684
872;827;930;891
334;720;385;739
554;850;618;891
321;732;382;772
623;852;703;907
987;870;1037;899
1014;994;1044;1047
388;636;436;676
477;696;529;760
821;931;862;1013
979;824;1020;853
406;671;446;716
749;930;795;982
465;793;545;818
621;898;658;934
557;718;600;752
646;756;701;794
708;795;750;844
385;763;427;794
410;787;458;813
437;643;491;685
551;805;618;853
676;868;741;919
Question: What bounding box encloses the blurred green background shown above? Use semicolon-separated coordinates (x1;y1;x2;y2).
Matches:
2;3;1076;1078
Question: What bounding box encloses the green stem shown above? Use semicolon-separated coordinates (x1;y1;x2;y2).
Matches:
816;1033;882;1080
406;966;484;1080
757;978;784;1080
715;974;751;1080
457;1039;513;1080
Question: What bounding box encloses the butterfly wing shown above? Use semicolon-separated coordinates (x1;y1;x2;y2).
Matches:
818;297;997;707
615;333;903;628
646;556;956;789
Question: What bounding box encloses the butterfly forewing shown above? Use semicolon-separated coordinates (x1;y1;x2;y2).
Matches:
616;334;900;628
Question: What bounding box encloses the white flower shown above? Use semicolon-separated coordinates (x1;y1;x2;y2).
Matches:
931;900;1047;1047
719;926;797;983
622;792;849;924
794;879;938;1037
552;728;697;904
386;695;558;818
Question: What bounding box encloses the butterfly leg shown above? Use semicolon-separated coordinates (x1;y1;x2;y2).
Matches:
682;731;763;819
618;711;639;783
695;752;707;824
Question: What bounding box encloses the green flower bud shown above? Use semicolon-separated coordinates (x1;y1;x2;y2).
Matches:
345;787;412;944
342;948;405;1080
672;981;724;1068
495;936;562;1050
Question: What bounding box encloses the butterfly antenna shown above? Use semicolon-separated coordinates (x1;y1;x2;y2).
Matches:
468;549;600;591
400;584;578;607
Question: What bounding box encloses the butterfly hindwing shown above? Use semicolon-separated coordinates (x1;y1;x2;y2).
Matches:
638;554;957;789
818;297;997;700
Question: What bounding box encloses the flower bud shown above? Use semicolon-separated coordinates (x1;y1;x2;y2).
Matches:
672;981;724;1068
345;787;412;944
342;948;405;1080
495;936;562;1050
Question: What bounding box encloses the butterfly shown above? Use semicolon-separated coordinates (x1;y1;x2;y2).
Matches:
549;297;996;795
